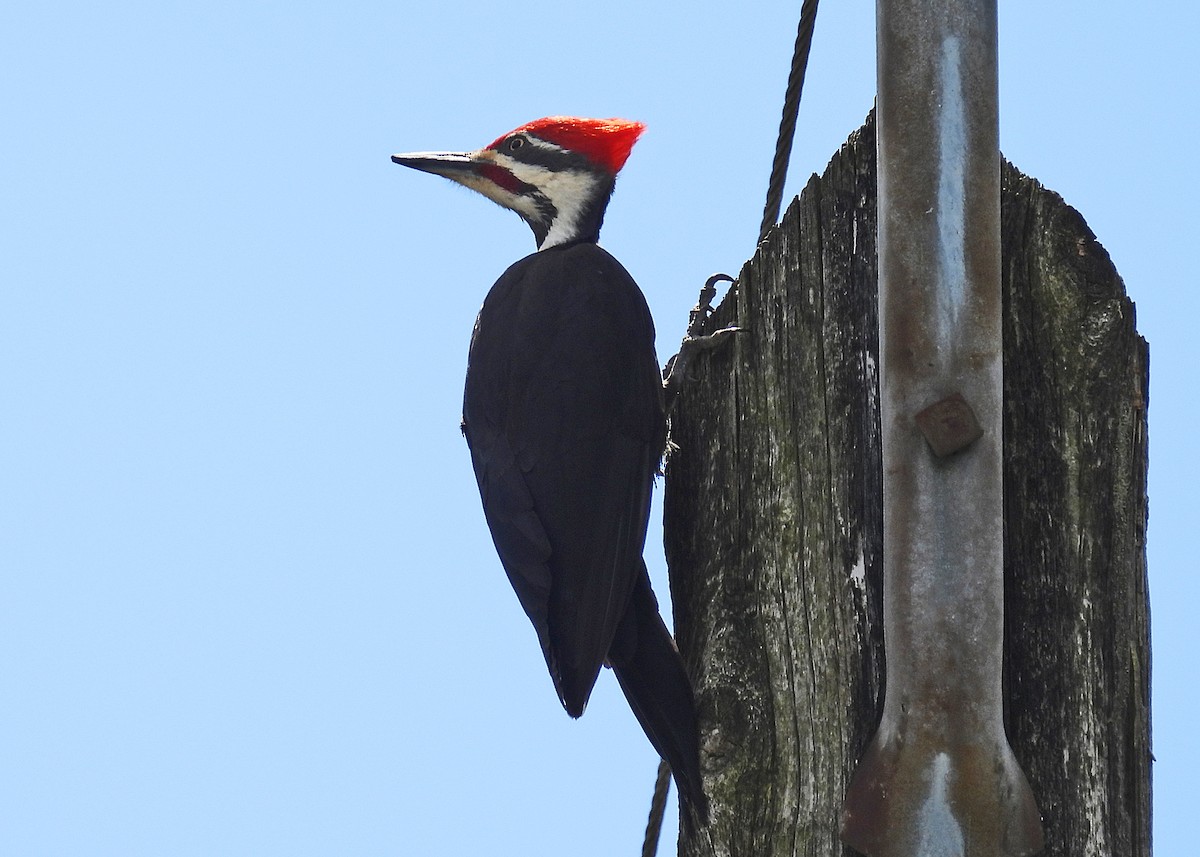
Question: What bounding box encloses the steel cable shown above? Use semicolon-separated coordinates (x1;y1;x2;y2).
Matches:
760;0;821;242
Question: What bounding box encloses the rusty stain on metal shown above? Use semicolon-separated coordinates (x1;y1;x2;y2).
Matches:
840;0;1044;855
915;393;983;457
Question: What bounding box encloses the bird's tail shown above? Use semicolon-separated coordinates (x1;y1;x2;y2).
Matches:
608;564;707;823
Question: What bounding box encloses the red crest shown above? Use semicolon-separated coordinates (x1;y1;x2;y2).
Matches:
489;116;647;175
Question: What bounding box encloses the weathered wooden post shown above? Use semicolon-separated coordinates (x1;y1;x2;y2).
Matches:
839;1;1043;853
663;112;1149;854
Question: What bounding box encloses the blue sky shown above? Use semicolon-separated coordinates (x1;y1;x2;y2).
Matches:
2;1;1194;854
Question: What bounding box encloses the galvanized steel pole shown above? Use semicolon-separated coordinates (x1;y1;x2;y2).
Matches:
841;2;1044;855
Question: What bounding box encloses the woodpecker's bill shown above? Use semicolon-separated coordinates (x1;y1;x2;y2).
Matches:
392;117;705;817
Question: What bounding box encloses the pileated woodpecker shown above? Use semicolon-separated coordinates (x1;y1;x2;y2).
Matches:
392;117;705;817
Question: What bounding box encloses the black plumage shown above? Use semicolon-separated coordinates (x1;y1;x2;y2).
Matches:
462;242;703;814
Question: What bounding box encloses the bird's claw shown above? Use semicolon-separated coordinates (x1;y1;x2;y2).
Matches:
684;273;736;338
681;324;742;350
663;274;740;409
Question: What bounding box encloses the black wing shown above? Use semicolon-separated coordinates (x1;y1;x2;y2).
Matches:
461;242;665;717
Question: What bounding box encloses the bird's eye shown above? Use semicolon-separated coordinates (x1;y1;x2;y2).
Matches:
507;136;525;151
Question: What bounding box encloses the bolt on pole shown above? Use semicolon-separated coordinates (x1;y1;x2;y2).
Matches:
840;1;1044;855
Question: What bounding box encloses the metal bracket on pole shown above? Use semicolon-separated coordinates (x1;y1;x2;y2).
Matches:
840;1;1044;855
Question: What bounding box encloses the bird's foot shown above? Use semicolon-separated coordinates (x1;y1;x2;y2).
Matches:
663;273;740;410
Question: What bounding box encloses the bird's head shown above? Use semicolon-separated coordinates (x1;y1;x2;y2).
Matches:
391;116;646;250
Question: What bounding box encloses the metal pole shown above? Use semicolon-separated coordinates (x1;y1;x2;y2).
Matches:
841;1;1044;855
